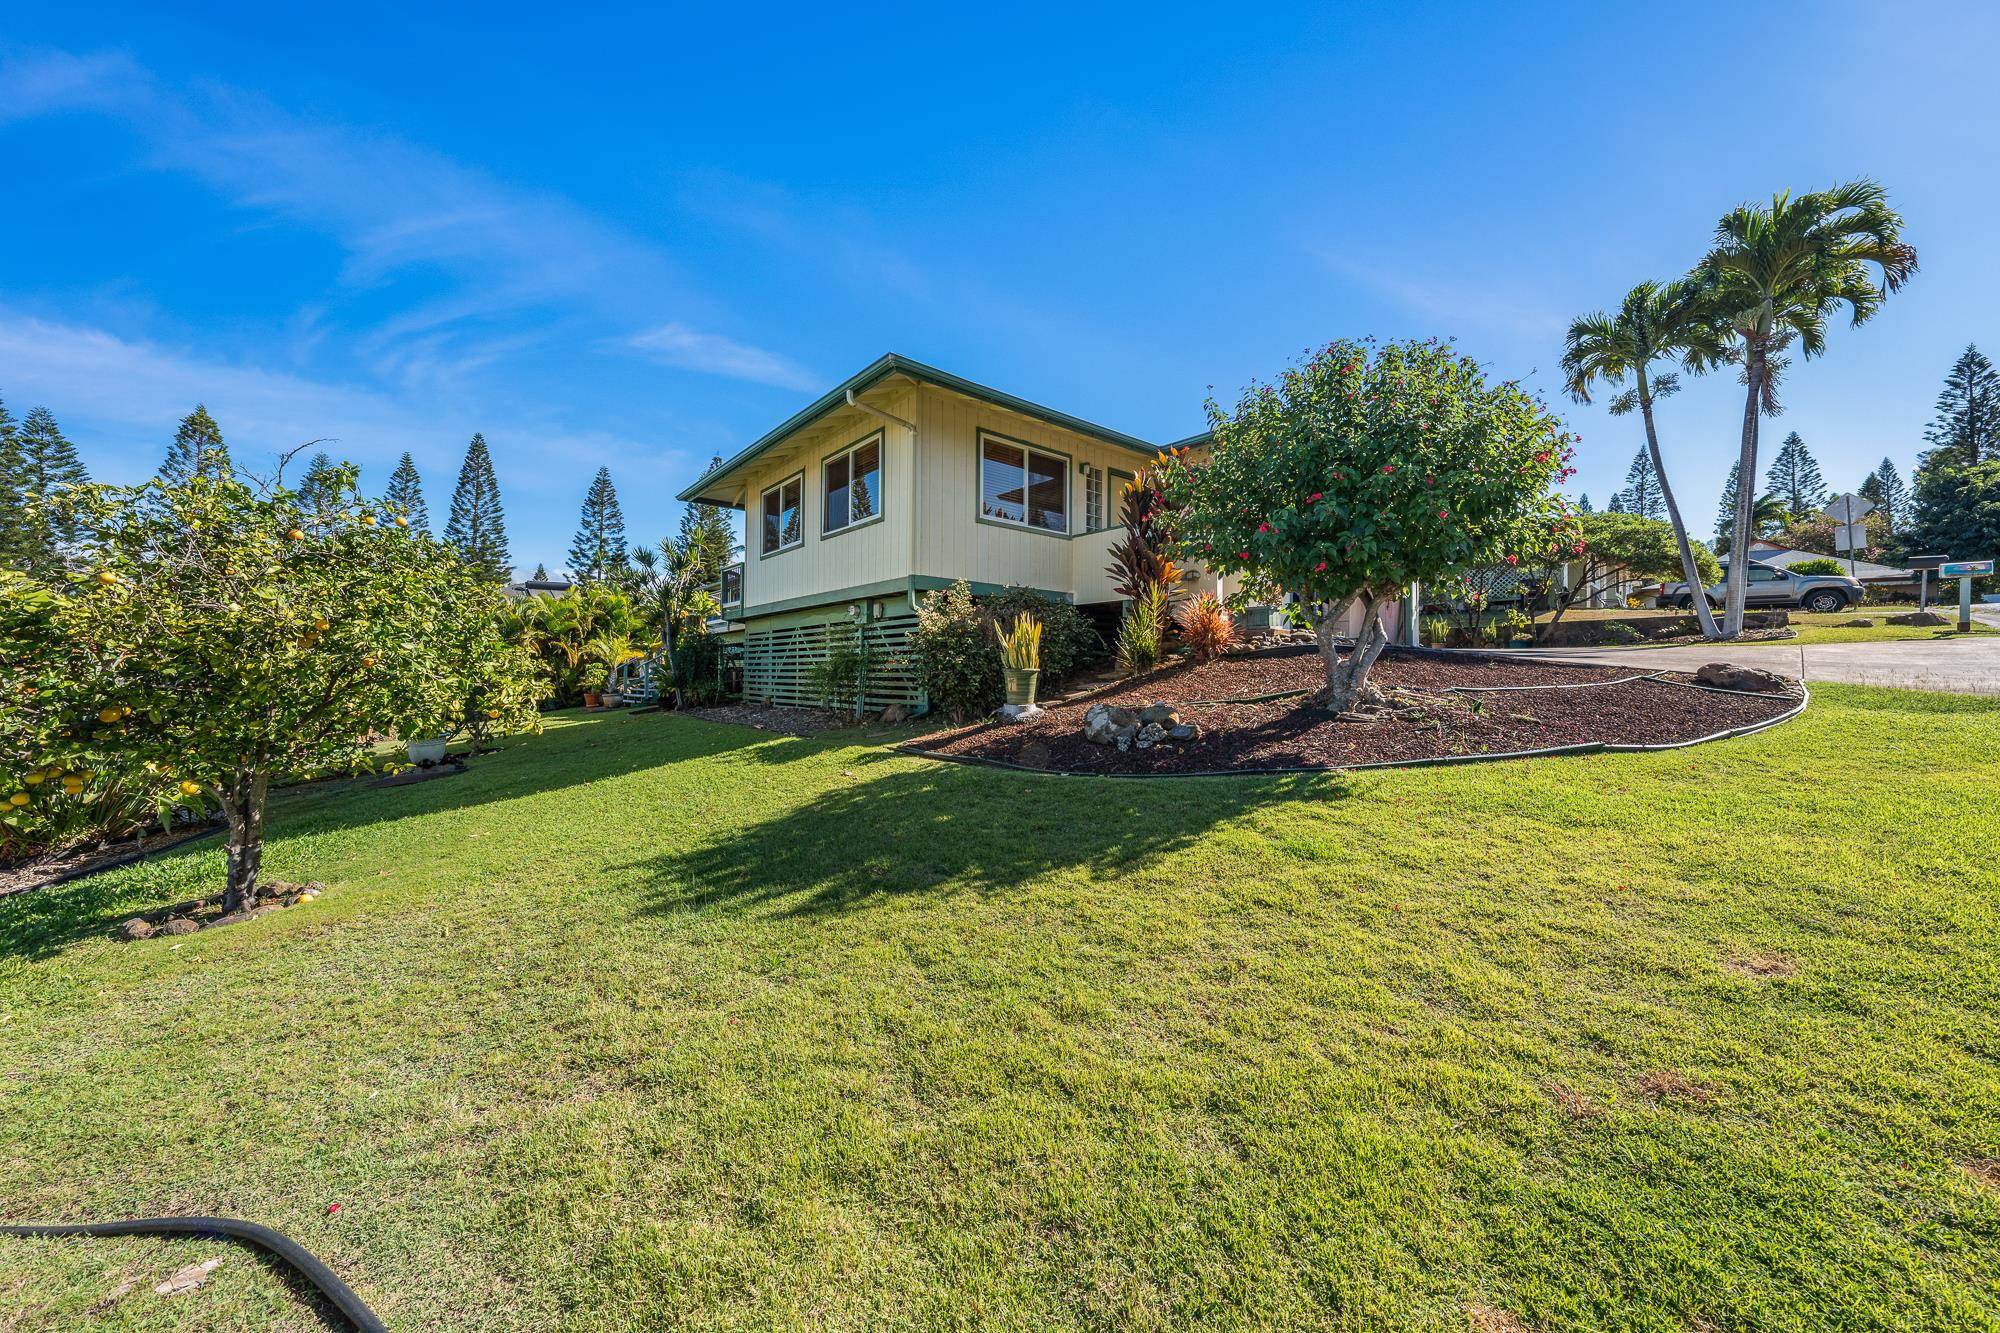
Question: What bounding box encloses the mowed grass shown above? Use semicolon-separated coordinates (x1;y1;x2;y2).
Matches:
1784;608;1996;645
3;690;1999;1331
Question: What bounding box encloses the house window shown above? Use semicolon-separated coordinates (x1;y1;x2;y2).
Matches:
823;432;883;536
1083;464;1104;532
720;564;742;606
760;473;803;556
980;433;1067;533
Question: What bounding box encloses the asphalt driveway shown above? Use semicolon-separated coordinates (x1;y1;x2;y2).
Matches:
1515;610;2000;695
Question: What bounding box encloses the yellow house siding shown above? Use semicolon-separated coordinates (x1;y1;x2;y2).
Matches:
912;383;1153;602
736;382;918;615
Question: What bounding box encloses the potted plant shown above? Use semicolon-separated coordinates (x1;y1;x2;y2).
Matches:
405;734;449;767
998;613;1042;709
581;661;608;708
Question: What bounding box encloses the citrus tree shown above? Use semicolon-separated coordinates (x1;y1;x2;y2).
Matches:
10;464;542;912
1156;338;1578;712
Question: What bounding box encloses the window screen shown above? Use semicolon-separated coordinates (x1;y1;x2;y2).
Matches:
824;434;882;533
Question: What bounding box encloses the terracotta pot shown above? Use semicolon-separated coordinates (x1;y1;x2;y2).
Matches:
583;691;601;708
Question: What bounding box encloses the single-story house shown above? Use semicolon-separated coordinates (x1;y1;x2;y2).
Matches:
681;354;1440;709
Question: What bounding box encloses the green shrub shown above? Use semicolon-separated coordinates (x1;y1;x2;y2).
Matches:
1789;557;1847;576
1115;584;1168;674
670;633;726;707
805;618;873;715
909;581;1002;722
983;586;1101;683
1500;608;1535;643
1599;621;1645;644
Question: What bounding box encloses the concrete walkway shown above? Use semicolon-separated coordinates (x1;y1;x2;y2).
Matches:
1514;609;2000;695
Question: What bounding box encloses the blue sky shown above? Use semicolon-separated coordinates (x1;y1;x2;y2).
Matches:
2;2;1993;575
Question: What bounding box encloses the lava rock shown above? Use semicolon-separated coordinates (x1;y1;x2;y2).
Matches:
1888;610;1948;626
1083;703;1141;746
1692;662;1790;694
1137;703;1180;726
1134;721;1166;749
1167;722;1199;742
1840;618;1875;627
118;917;155;941
158;917;200;937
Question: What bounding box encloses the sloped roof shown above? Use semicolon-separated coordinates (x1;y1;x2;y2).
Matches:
1748;543;1913;581
676;353;1168;505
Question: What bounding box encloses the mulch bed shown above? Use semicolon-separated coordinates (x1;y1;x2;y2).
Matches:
0;823;222;899
679;702;862;736
904;645;1802;776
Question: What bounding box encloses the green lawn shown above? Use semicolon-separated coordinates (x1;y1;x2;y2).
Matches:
3;692;2000;1330
1784;609;1997;645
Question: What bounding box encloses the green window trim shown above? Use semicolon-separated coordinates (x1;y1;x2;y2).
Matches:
819;428;886;541
758;470;805;559
976;429;1072;538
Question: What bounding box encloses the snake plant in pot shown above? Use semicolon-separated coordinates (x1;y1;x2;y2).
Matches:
998;613;1043;709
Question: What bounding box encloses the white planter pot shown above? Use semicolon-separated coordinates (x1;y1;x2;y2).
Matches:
405;736;449;765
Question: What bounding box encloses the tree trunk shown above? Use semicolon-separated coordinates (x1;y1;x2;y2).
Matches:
219;771;269;915
1316;592;1391;714
1722;347;1765;638
1637;378;1722;640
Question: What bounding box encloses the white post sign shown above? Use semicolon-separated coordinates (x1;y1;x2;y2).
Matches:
1822;494;1875;572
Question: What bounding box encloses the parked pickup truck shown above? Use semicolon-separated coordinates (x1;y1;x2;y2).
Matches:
1660;560;1864;613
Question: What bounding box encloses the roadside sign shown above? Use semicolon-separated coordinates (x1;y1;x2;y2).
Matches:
1833;522;1869;552
1824;493;1874;524
1941;559;1995;577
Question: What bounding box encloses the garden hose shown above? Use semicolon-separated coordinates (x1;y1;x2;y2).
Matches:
1;1216;385;1332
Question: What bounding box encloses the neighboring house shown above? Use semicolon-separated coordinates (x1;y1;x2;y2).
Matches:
504;574;574;600
678;354;1234;708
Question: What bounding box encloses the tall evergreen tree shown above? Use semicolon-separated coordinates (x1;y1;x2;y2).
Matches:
676;454;739;585
0;395;31;569
383;452;430;534
160;404;232;483
1714;461;1741;548
1857;458;1909;533
531;562;551;581
1908;456;2000;568
1576;493;1593;513
1618;446;1665;520
568;467;630;582
1764;431;1828;518
444;432;512;579
296;451;340;512
1606;491;1627;513
15;406;90;569
1921;344;2000;468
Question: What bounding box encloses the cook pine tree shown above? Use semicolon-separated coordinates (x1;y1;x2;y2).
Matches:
1;402;91;574
568;467;629;582
444;432;512;579
159;404;232;483
1857;458;1909;533
1617;446;1665;520
384;452;430;534
1921;344;1999;469
1713;461;1741;549
1764;431;1828;520
0;394;30;568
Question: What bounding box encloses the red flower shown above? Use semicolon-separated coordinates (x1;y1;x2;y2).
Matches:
1504;554;1519;566
1382;464;1396;475
1238;551;1250;560
1438;509;1450;519
1314;561;1327;572
1309;492;1322;501
1257;523;1271;533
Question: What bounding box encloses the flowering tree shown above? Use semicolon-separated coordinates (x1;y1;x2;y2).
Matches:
11;464;542;913
1155;338;1579;712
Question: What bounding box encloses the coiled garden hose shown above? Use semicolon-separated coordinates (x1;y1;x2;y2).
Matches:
1;1216;385;1332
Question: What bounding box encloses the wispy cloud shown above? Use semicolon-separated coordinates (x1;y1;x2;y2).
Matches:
620;323;819;391
0;46;808;391
1315;248;1566;343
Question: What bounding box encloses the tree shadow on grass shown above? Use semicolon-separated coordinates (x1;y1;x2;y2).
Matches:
623;754;1353;921
0;710;781;962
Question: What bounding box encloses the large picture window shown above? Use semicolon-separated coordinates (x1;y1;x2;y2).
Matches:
759;473;803;556
979;433;1067;533
822;432;882;536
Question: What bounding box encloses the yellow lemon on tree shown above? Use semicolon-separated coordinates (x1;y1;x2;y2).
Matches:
394;516;409;528
24;772;44;786
288;528;306;541
7;792;28;807
361;514;377;527
97;707;123;724
179;780;202;796
361;654;377;668
315;618;330;631
61;779;84;795
95;570;116;586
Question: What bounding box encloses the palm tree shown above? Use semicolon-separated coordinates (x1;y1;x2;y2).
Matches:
1560;279;1730;639
1697;181;1917;635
